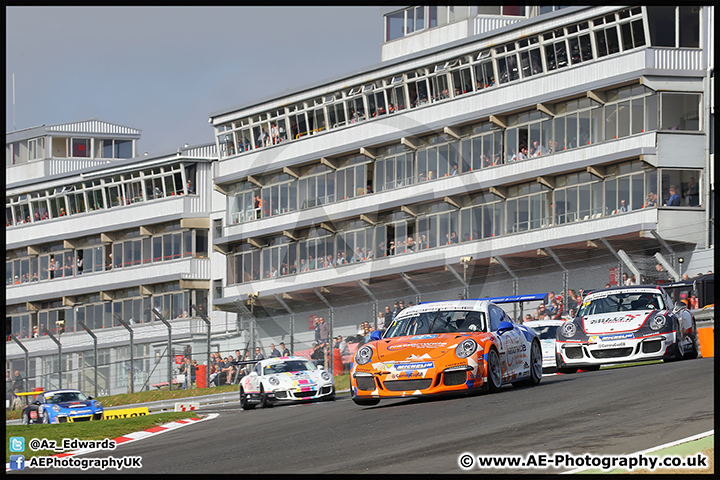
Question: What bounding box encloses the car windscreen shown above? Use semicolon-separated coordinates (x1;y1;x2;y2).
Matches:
578;291;666;316
264;360;315;375
45;392;88;404
383;310;487;338
529;324;560;340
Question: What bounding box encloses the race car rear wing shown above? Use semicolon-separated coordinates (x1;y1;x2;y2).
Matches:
475;293;549;304
231;360;260;367
476;293;549;323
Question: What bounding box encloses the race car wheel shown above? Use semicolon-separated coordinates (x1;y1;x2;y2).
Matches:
513;340;542;387
259;386;273;409
42;410;50;424
666;320;685;362
352;397;380;406
22;411;30;425
239;387;255;410
323;387;336;401
682;320;699;361
485;348;502;393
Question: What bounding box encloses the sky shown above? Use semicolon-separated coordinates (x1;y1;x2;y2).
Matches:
6;6;385;156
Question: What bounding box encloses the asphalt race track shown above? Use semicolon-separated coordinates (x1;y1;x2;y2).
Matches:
16;357;714;474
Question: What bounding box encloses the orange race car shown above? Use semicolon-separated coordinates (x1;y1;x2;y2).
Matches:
350;295;545;406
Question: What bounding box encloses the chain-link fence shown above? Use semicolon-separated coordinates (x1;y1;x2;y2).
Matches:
7;257;668;409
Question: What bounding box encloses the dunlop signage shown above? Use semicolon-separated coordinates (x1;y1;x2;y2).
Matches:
104;407;150;420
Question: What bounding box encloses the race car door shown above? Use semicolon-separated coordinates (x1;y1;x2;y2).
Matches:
489;305;524;380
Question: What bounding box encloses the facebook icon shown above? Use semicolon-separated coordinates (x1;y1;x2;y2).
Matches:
10;455;25;470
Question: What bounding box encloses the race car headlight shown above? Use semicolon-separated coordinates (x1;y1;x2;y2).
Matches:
561;322;577;338
52;405;62;412
455;339;478;358
649;314;667;331
320;371;331;381
93;401;103;409
268;376;280;386
355;345;374;365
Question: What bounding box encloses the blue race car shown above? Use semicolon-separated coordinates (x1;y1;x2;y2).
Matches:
21;389;104;425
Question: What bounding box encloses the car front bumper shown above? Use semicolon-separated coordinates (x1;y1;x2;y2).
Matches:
556;332;677;368
272;384;334;402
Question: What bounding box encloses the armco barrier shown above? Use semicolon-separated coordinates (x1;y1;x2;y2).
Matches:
697;327;714;358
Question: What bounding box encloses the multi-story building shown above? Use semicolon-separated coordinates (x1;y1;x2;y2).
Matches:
5;119;224;394
208;5;714;353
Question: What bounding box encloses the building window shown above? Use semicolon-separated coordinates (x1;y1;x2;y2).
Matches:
72;138;91;158
647;6;700;48
660;170;702;207
660;93;701;131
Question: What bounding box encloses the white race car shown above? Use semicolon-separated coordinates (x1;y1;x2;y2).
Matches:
238;356;335;409
555;285;699;373
524;319;567;372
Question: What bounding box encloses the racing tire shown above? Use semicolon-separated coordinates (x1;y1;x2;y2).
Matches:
323;387;336;401
513;340;542;387
665;320;685;362
352;397;380;406
42;410;50;424
682;321;699;361
239;387;255;410
22;411;30;425
485;348;502;393
259;386;273;409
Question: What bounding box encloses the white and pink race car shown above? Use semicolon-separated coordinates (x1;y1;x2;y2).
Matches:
555;285;699;373
238;356;335;409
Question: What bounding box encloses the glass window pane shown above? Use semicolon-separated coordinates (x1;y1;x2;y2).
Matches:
605;179;617;214
605;104;617;140
661;93;700;131
617;101;630;138
647;6;676;47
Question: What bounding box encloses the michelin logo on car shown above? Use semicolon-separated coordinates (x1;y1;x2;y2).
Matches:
395;362;434;370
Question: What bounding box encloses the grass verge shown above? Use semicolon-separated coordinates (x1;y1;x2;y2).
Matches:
6;373;351;422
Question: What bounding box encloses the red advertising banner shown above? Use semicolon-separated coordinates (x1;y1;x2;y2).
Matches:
609;267;619;286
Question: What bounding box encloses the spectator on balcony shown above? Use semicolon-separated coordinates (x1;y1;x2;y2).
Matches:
48;257;57;280
269;343;281;358
646;192;658;207
664;186;681;206
279;342;290;357
619;199;629;213
685;177;699;206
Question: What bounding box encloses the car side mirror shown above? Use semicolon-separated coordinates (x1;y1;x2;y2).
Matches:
317;365;324;370
497;320;515;336
674;301;686;312
33;400;41;405
370;330;383;341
